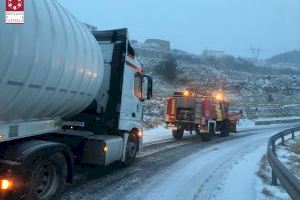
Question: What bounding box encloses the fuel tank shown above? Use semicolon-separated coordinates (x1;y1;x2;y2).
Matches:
0;0;105;123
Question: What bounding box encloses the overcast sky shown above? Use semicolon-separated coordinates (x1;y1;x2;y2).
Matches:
58;0;300;58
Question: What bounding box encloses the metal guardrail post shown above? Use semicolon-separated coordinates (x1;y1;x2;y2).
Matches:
272;170;278;185
292;131;295;139
281;136;285;145
271;140;278;185
272;142;276;155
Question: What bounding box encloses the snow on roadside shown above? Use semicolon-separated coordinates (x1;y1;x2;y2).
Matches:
255;135;300;200
256;155;291;200
237;118;256;129
237;117;300;131
143;118;300;144
256;116;300;122
276;136;300;180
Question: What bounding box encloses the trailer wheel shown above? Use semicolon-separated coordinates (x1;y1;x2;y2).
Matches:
172;128;184;139
124;135;138;166
26;152;67;200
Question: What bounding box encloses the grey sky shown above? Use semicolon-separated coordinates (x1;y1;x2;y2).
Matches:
58;0;300;58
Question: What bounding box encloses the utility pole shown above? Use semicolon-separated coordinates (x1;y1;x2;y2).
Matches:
250;46;261;61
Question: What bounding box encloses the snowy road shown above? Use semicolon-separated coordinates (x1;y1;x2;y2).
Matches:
62;124;300;200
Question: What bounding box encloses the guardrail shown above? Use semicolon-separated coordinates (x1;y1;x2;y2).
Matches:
267;127;300;200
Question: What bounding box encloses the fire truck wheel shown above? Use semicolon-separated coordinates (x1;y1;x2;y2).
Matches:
209;123;215;135
220;120;230;137
172;128;184;139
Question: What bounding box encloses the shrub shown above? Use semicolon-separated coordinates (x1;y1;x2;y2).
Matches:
153;55;178;82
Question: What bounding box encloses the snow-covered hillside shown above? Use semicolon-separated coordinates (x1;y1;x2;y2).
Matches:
133;43;300;125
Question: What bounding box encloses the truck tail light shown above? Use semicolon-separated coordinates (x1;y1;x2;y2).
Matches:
1;179;12;190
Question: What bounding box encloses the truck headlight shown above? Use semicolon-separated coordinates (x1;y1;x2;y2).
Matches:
103;145;108;153
137;131;143;138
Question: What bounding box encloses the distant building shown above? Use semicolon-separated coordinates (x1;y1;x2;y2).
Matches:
144;39;171;51
202;49;225;58
243;57;257;63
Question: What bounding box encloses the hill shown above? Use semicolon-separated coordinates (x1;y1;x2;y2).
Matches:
132;42;300;127
266;50;300;70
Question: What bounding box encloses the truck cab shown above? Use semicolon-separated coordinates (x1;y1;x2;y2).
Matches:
72;29;152;147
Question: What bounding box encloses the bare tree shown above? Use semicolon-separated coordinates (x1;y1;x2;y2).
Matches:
153;55;177;82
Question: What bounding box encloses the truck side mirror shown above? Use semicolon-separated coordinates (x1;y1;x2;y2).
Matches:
143;75;153;100
147;76;153;99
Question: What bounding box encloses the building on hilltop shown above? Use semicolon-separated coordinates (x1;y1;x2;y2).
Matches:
144;39;171;51
201;49;225;58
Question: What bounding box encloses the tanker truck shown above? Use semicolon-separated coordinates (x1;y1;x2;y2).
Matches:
0;0;152;199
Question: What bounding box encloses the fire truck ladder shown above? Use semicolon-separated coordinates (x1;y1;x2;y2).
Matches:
194;98;202;125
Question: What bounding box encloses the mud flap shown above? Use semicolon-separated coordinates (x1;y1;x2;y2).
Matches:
121;133;129;162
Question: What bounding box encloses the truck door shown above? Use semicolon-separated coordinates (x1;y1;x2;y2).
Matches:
118;63;143;132
133;72;143;123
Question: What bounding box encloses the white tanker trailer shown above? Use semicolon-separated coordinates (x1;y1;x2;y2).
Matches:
0;0;152;199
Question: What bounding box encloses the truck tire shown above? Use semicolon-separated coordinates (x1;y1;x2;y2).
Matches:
172;128;184;139
26;152;67;200
229;122;237;133
209;123;215;135
220;120;230;137
124;135;138;166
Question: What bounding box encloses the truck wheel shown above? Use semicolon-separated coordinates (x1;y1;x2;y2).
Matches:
229;122;237;133
172;128;184;139
124;136;138;166
209;123;215;136
26;153;67;200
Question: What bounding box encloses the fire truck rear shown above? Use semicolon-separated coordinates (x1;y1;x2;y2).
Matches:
165;90;242;141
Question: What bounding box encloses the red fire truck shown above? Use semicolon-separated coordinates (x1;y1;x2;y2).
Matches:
165;90;242;141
